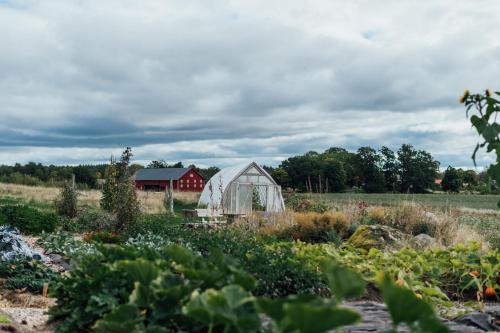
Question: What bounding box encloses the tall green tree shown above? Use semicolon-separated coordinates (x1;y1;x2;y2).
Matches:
441;166;462;193
397;144;439;193
380;146;400;192
353;147;386;193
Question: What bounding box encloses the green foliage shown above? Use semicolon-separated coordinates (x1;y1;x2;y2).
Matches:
354;146;386;193
77;208;118;232
376;272;450;333
0;257;58;292
0;204;58;234
100;148;141;231
49;244;259;333
84;231;122;244
101;159;119;212
0;162;108;188
284;192;329;213
37;231;96;257
54;181;78;218
294;241;499;304
49;240;453;333
398;144;440;193
272;144;440;194
257;295;360;333
321;261;366;301
462;89;500;206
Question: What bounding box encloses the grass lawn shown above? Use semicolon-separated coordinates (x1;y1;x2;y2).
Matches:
307;192;500;210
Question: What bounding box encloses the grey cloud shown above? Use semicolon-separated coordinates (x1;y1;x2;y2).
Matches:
0;0;499;168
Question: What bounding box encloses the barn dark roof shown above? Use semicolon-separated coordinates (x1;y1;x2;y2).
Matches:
134;168;190;181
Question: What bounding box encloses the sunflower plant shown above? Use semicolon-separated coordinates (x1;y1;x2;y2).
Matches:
461;89;500;207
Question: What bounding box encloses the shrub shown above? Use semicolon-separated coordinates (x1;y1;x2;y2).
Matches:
359;207;386;225
77;208;118;232
285;212;351;243
367;207;385;223
83;231;122;244
285;194;329;213
54;182;78;218
0;204;58;234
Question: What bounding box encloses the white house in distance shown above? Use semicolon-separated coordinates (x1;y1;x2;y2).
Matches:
198;162;285;216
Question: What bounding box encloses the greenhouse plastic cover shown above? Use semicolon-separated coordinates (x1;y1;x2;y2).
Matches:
198;162;284;214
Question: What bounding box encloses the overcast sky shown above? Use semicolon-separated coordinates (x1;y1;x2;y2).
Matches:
1;0;499;168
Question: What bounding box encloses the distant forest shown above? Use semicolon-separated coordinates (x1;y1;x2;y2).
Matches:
0;144;495;194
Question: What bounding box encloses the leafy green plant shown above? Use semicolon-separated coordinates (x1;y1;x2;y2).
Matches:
49;240;453;333
0;257;58;293
37;231;96;258
377;272;450;333
0;204;58;234
461;89;500;207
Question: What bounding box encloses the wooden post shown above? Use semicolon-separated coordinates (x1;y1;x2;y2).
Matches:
169;179;174;214
71;174;76;189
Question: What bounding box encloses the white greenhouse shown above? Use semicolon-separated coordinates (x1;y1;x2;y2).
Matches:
198;162;285;216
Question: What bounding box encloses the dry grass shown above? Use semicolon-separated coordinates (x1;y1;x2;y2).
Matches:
0;183;200;214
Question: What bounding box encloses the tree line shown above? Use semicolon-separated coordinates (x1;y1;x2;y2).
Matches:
265;144;494;194
0;160;219;189
0;144;495;194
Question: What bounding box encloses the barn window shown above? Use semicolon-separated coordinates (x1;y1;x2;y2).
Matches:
190;174;193;177
194;179;197;183
181;179;184;183
187;183;190;188
180;184;183;188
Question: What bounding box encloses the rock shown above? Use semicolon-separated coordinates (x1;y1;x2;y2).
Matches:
411;233;437;249
342;301;487;332
454;304;500;332
422;211;439;224
0;226;45;261
47;253;63;264
347;225;407;250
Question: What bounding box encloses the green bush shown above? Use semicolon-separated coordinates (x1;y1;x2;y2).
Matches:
0;204;58;234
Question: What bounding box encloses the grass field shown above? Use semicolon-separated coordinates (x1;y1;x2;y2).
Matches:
308;192;500;211
0;182;199;214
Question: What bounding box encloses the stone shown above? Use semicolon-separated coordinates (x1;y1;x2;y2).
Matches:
454;305;500;332
347;225;407;250
341;301;487;332
47;253;63;264
411;233;437;249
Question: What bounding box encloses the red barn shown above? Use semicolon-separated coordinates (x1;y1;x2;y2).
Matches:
134;168;205;192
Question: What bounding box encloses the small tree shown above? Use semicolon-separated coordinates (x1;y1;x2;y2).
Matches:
100;157;118;212
54;181;78;218
114;147;140;231
100;148;141;231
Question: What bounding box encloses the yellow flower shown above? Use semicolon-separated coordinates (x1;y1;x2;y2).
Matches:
459;89;470;104
486;89;492;97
